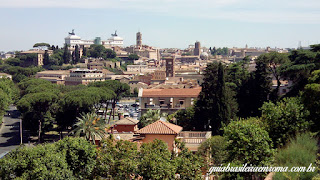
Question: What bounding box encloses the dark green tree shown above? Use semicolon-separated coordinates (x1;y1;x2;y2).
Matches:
301;69;320;132
83;47;87;56
197;135;227;166
33;42;50;48
174;142;203;179
55;137;97;179
72;112;107;143
63;44;71;64
256;52;289;100
171;106;195;131
73;45;80;64
139;109;167;128
0;144;75;180
17;92;58;142
43;50;50;65
128;54;139;60
96;138;139;179
106;48;116;59
223;118;274;179
281;49;319;96
138;139;176;179
273;133;318;180
261;97;310;147
194;62;236;134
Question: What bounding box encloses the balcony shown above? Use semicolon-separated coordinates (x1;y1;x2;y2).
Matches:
178;131;212;151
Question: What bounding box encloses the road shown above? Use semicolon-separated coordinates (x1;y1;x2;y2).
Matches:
0;105;22;156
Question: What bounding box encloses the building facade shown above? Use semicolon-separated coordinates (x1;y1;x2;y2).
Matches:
139;88;201;114
65;68;105;85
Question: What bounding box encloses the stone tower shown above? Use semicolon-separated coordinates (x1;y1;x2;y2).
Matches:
165;56;175;77
194;41;201;56
136;32;142;47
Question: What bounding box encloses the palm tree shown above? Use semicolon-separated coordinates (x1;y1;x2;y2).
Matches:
72;112;108;143
139;109;168;128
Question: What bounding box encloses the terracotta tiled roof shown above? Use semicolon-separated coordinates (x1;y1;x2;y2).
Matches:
141;88;201;98
136;120;183;135
115;117;139;125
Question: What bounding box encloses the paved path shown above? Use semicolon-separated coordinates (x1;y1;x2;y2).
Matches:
0;106;21;155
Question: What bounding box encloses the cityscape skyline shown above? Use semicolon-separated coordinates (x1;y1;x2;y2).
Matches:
1;0;320;51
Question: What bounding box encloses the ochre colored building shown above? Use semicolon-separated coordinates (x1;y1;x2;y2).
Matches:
113;117;139;133
135;120;183;151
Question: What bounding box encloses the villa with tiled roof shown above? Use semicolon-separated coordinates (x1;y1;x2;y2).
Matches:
135;120;183;151
138;88;201;114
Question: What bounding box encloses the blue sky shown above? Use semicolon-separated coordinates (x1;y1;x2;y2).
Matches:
1;0;320;51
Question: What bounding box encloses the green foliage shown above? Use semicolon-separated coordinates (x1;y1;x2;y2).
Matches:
172;106;195;130
0;63;43;83
43;50;50;65
273;133;318;180
18;78;52;95
0;78;19;123
17;92;58;141
55;137;97;179
4;57;21;66
97;139;139;179
72;45;80;64
128;53;139;60
63;44;71;64
195;62;237;134
18;53;38;67
87;45;116;59
72;112;107;143
198;135;227;166
261;97;310;147
175;147;204;179
139;109;167;128
310;44;320;52
0;89;9;123
211;47;228;56
281;49;319;96
237;56;272;118
17;79;60;141
0;144;75;180
33;42;50;48
56;87;108;131
302;69;320;132
256;52;289;100
0;137;96;179
224;118;274;167
138;139;176;179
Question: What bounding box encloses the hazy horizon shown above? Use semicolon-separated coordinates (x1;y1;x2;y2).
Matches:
1;0;320;52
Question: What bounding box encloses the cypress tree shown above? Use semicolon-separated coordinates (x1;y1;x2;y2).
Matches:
83;47;87;56
75;45;80;64
194;62;237;135
43;50;50;65
63;44;71;64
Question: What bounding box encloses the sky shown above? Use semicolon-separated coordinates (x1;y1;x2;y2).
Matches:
0;0;320;52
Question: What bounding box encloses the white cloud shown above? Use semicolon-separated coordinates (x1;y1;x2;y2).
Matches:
1;0;320;24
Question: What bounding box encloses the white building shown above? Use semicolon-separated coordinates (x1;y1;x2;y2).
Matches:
64;29;94;48
102;31;124;47
64;30;123;48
